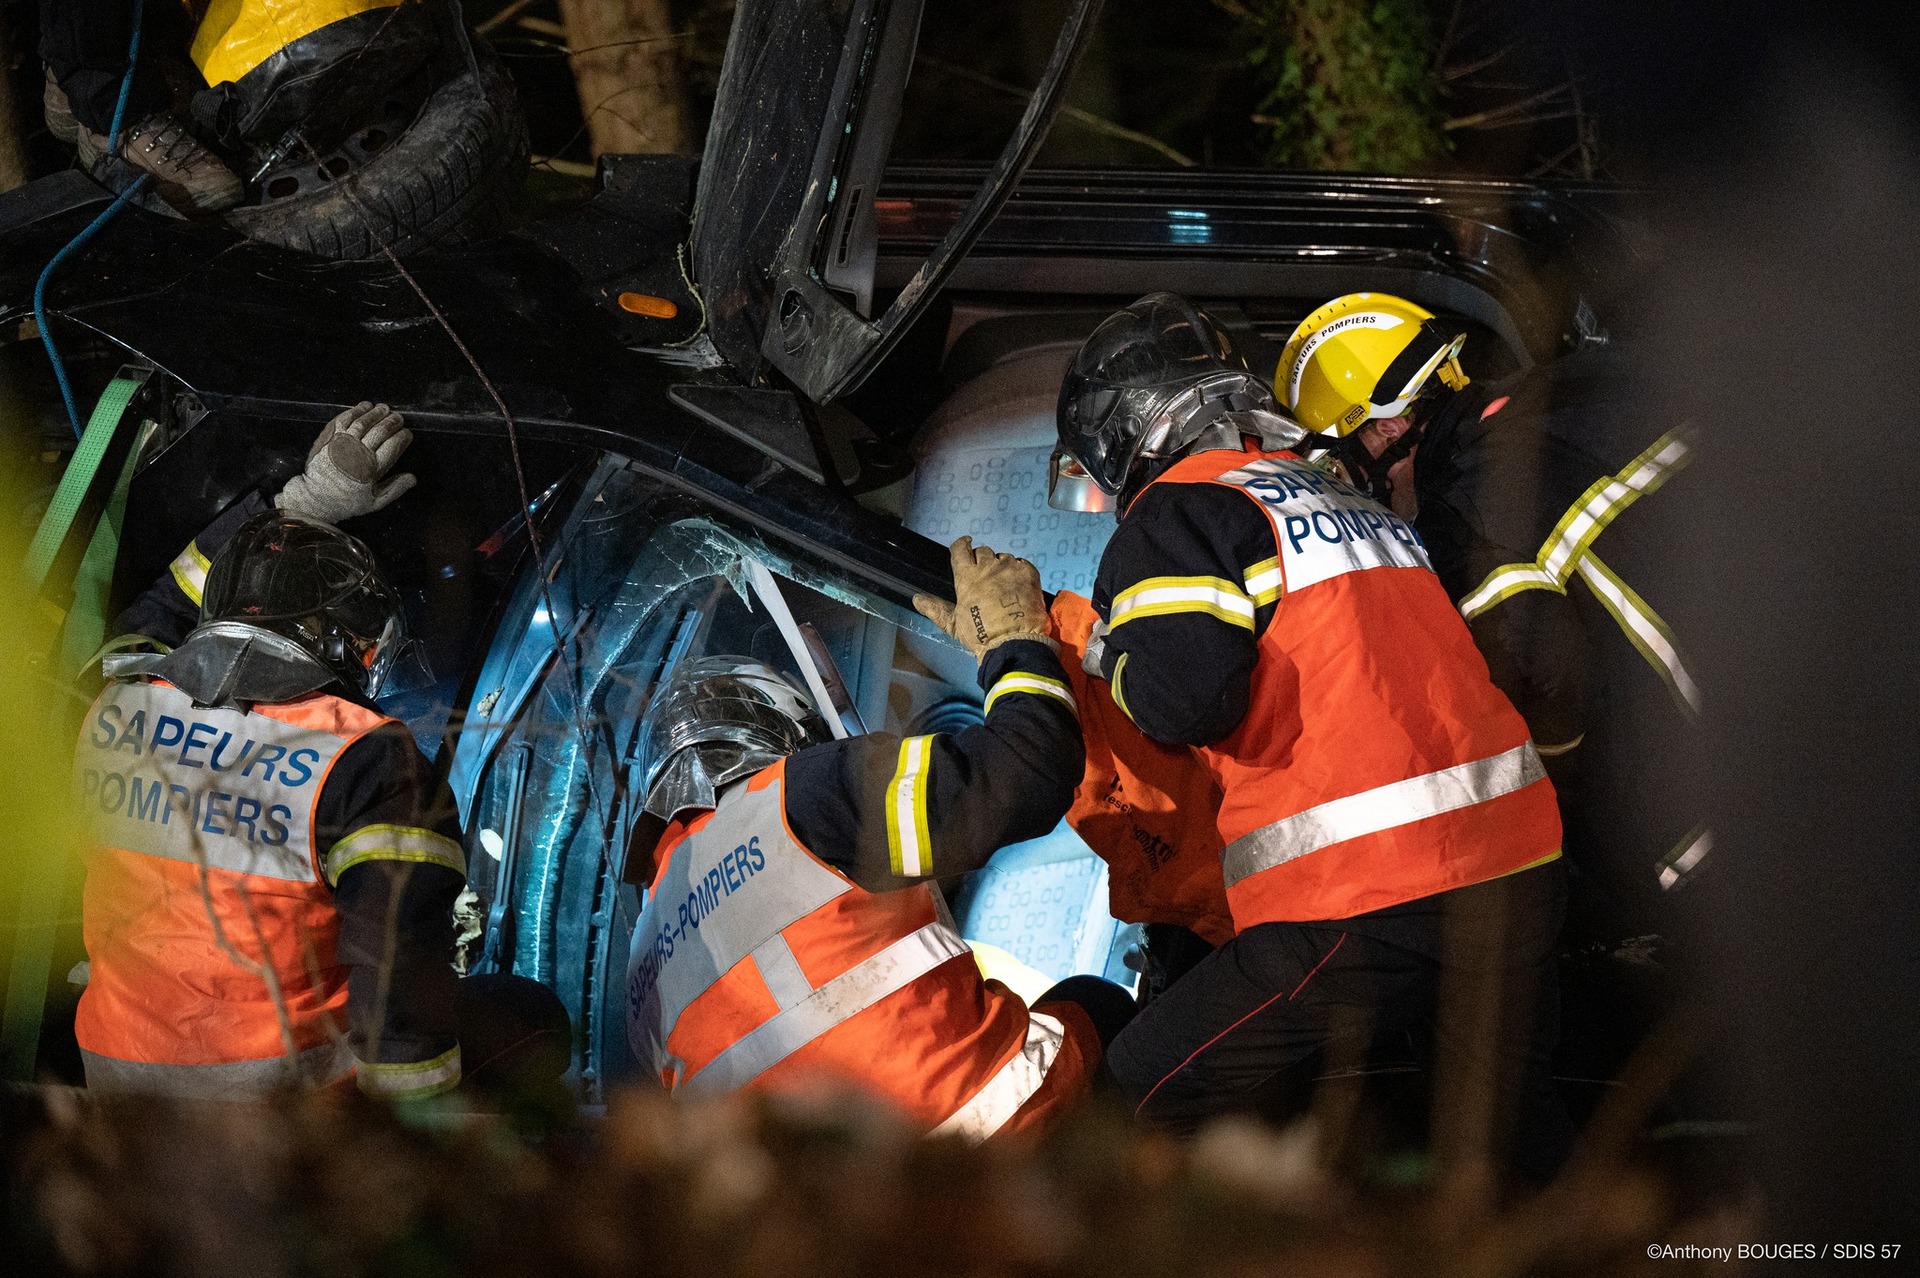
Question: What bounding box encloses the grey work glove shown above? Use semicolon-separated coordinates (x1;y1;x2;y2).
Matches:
274;401;416;523
913;536;1057;661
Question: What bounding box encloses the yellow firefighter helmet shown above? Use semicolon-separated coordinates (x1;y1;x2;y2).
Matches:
1277;292;1469;437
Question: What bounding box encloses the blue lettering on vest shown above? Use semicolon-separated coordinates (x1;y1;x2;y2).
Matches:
178;722;216;767
232;796;261;841
279;747;320;788
260;805;291;846
115;709;147;755
91;705;121;750
209;732;255;773
151;715;185;753
242;744;284;780
201;791;232;836
128;778;163;822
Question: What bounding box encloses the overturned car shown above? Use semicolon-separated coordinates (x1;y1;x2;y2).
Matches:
0;0;1639;1104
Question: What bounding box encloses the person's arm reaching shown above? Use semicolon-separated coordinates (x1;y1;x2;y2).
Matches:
113;402;417;647
785;538;1084;893
785;638;1083;893
1091;482;1282;747
315;723;468;1101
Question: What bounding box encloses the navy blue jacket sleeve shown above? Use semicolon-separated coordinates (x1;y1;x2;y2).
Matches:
783;639;1083;893
319;721;466;1074
1091;481;1281;747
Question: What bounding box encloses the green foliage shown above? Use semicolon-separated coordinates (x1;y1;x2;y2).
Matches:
1236;0;1449;173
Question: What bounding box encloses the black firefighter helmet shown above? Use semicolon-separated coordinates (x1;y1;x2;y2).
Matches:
174;511;406;704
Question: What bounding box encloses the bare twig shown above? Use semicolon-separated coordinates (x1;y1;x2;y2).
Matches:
1440;43;1516;83
1444;81;1577;132
474;0;541;36
914;55;1198;168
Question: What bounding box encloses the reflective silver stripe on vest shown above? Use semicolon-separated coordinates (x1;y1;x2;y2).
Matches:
627;775;855;1078
929;1009;1067;1143
1221;741;1547;889
81;1038;355;1098
680;920;973;1095
73;682;351;882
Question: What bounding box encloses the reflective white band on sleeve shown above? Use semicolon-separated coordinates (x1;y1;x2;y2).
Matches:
929;1010;1066;1143
357;1045;462;1100
169;541;212;606
323;823;468;887
1575;551;1702;715
1658;827;1712;890
1109;575;1257;631
1458;427;1692;621
885;735;936;877
1221;742;1547;888
983;673;1078;717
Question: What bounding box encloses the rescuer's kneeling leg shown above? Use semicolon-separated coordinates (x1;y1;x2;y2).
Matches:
1037;974;1139;1054
986;977;1137;1138
1106;922;1422;1134
1429;859;1572;1182
455;973;573;1102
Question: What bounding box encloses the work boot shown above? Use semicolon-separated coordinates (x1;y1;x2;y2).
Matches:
77;112;245;216
43;71;79;145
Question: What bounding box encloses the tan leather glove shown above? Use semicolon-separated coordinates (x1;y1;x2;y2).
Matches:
913;536;1057;660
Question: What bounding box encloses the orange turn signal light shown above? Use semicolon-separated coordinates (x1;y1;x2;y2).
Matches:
617;292;679;319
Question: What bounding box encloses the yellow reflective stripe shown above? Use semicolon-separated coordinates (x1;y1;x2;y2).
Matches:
1243;556;1282;607
1575;550;1701;716
1535;734;1585;757
193;0;400;84
1458;425;1694;620
1495;848;1564;879
1110;652;1134;722
169;541;211;606
323;823;467;887
983;673;1077;717
357;1045;461;1101
884;735;936;877
1109;575;1256;631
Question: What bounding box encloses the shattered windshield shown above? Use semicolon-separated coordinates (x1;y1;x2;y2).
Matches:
445;459;1131;1097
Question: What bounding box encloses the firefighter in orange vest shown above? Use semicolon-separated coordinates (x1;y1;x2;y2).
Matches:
75;403;567;1101
1049;293;1567;1169
623;538;1134;1140
74;511;472;1098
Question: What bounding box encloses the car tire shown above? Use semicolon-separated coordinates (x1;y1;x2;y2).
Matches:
224;51;528;260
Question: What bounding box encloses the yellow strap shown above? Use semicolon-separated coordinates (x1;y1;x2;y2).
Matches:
983;672;1078;717
357;1045;462;1101
1109;574;1256;631
1110;652;1134;723
1576;550;1702;715
1458;425;1693;619
323;823;467;887
1242;556;1282;607
168;540;211;606
884;735;937;877
1455;425;1697;715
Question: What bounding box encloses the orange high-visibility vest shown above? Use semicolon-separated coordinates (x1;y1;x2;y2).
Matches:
1126;447;1561;928
627;759;1096;1140
1050;592;1234;946
72;680;396;1096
